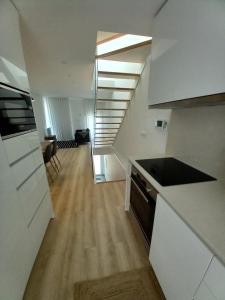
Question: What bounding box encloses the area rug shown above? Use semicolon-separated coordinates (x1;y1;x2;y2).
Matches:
74;267;165;300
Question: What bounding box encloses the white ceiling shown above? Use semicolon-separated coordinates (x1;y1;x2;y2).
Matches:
12;0;164;98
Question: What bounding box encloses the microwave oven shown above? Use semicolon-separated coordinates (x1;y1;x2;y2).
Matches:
0;84;36;139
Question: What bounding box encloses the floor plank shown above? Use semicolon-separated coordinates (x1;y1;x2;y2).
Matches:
23;145;149;300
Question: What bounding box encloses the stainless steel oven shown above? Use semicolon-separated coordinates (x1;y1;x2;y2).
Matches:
130;166;158;246
0;84;36;139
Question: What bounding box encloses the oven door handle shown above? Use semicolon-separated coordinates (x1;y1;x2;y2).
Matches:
131;177;149;203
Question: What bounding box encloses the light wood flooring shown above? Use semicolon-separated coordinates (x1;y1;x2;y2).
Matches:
23;145;150;300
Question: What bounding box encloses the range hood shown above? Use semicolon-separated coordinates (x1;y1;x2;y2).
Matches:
148;92;225;109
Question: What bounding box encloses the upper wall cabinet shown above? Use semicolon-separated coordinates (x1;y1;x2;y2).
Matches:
148;0;225;107
0;0;29;92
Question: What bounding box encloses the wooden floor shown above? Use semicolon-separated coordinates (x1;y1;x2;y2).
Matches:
23;145;150;300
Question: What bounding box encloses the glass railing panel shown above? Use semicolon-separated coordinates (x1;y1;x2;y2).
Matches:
95;128;119;133
95;117;123;123
95;110;125;117
98;60;143;75
95;134;117;138
98;77;137;89
97;89;132;100
96;101;128;110
96;123;120;129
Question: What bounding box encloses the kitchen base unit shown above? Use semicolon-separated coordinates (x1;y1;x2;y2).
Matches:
149;195;213;300
0;131;54;300
194;256;225;300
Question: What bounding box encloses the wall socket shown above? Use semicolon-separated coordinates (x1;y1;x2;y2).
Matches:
155;120;167;129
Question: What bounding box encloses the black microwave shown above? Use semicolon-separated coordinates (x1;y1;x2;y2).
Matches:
0;84;36;139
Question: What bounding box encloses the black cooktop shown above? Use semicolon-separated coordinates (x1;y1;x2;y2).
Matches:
136;157;216;186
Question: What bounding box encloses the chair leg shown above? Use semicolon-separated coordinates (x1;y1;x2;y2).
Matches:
52;156;59;172
50;159;58;174
45;164;53;184
55;153;62;167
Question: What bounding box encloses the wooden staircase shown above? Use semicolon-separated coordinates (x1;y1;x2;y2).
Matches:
94;33;151;148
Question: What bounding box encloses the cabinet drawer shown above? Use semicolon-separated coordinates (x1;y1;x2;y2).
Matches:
26;131;40;151
32;147;44;166
203;257;225;299
0;224;33;300
3;131;39;165
28;193;52;257
17;165;48;225
11;149;43;188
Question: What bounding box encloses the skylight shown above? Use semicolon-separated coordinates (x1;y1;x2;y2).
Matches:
96;34;152;57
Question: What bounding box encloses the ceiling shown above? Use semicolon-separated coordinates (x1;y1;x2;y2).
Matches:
12;0;164;99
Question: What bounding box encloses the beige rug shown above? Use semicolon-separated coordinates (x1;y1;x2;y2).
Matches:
74;267;165;300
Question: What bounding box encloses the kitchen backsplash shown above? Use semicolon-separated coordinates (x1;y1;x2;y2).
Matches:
166;105;225;180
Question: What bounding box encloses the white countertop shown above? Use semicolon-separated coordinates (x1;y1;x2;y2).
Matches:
129;154;225;266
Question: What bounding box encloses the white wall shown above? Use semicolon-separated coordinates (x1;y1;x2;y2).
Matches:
166;106;225;180
69;98;94;138
114;55;171;169
32;94;46;141
69;98;87;134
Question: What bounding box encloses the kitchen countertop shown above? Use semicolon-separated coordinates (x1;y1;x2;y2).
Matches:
129;154;225;266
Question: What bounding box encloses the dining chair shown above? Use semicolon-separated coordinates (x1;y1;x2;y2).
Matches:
51;140;61;170
43;143;57;182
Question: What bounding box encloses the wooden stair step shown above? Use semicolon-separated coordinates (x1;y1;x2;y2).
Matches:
97;33;125;45
95;140;115;142
97;99;130;103
98;71;141;77
96;122;121;125
98;86;134;91
95;142;113;144
95;135;116;137
96;108;127;111
95;115;124;118
95;127;119;129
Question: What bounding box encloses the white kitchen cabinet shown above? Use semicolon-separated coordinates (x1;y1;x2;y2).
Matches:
0;0;29;92
204;257;225;299
28;193;52;258
0;137;34;300
3;130;40;165
0;129;53;299
150;195;213;300
194;257;225;300
148;0;225;106
18;165;48;225
194;281;217;300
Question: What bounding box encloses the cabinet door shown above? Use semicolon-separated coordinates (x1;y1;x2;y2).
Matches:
149;0;225;105
150;195;213;300
202;257;225;299
0;0;29;92
0;138;34;300
194;281;216;300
